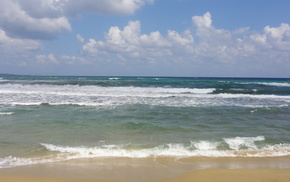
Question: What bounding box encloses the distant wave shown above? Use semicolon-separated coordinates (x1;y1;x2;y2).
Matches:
1;93;290;108
257;82;290;87
0;83;216;95
2;83;290;98
236;81;290;87
1;82;290;108
108;77;120;80
0;78;8;82
0;112;14;115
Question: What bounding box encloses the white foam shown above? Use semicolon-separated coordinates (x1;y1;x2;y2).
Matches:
0;112;14;115
258;82;290;87
192;141;219;151
217;93;290;99
40;138;290;159
0;155;69;169
0;77;8;81
0;84;215;96
1;138;290;169
1;83;290;108
236;81;290;87
223;136;265;151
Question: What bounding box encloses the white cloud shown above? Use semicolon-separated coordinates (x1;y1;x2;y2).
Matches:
81;12;290;72
36;54;59;64
191;12;290;65
0;29;41;55
0;0;154;40
36;54;90;65
82;20;193;63
0;0;154;72
35;55;47;64
61;55;89;64
191;13;239;62
48;54;59;64
248;23;290;63
192;12;212;28
251;23;290;50
82;39;106;56
264;23;290;39
1;7;290;77
168;30;194;46
0;0;71;40
263;23;290;50
63;0;154;16
76;34;84;43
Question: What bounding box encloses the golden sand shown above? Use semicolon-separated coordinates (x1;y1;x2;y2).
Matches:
161;169;290;182
0;175;118;182
1;157;290;182
1;169;290;182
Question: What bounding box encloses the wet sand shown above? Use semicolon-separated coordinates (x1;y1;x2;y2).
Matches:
0;175;117;182
161;169;290;182
1;157;290;182
1;169;290;182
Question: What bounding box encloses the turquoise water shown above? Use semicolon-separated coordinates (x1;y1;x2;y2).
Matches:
0;76;290;168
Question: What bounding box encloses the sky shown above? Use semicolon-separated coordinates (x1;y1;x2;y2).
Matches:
1;0;290;77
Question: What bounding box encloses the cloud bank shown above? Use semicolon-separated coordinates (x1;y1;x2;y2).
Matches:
81;12;290;68
0;0;289;77
0;0;153;40
0;29;41;57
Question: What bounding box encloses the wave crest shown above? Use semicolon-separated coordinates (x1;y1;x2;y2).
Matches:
39;136;290;159
1;136;289;169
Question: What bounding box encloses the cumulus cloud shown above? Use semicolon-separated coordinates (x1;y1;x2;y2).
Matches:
62;0;154;16
0;29;41;54
80;12;290;72
76;34;84;43
81;13;232;63
61;55;89;64
36;54;59;64
192;13;290;65
82;20;194;64
0;0;154;40
0;0;71;40
260;23;290;50
0;0;153;72
35;54;90;65
1;8;290;76
192;12;212;28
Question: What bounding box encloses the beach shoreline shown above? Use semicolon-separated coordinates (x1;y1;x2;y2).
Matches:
1;168;290;182
161;168;290;182
1;156;290;182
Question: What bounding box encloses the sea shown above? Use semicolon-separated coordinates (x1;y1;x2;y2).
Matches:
0;75;290;169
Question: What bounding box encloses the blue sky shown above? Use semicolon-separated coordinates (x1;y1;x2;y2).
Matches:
1;0;290;77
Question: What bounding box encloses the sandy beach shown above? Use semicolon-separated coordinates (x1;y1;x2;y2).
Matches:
1;169;290;182
0;175;116;182
161;169;290;182
1;157;290;182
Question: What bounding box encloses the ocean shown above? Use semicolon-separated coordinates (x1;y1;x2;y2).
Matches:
0;75;290;169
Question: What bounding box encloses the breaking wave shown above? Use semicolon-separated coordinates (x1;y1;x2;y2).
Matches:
1;136;290;168
0;112;14;115
1;83;290;108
